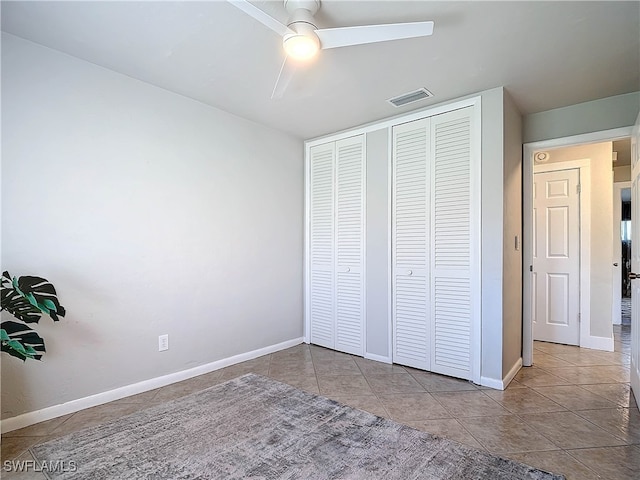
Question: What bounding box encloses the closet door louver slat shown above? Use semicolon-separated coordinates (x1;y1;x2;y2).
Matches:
335;136;365;356
430;108;474;379
392;119;430;370
310;143;335;349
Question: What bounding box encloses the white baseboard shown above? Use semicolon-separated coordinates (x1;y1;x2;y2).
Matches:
502;357;523;389
480;357;522;391
479;376;503;390
580;335;615;352
1;337;304;434
364;352;392;364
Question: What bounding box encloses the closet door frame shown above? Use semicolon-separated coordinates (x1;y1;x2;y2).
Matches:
304;96;481;377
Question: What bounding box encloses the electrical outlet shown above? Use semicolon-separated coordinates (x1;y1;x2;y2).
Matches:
158;334;169;352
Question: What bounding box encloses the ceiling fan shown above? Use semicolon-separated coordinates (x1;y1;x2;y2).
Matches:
227;0;434;99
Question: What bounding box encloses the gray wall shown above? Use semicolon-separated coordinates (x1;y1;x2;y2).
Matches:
1;34;304;418
479;87;506;383
365;129;390;358
523;92;640;143
502;91;523;377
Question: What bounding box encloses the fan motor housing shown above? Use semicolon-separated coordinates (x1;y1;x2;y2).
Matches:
284;0;320;16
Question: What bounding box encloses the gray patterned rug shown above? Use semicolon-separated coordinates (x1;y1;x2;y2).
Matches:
31;373;564;479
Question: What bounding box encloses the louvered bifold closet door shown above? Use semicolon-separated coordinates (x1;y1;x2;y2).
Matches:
309;143;336;349
392;119;430;370
334;136;365;356
429;107;476;380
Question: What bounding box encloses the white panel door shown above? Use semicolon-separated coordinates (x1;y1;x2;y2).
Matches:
630;111;640;403
335;135;365;356
392;118;430;370
429;107;476;379
309;142;335;349
533;168;580;345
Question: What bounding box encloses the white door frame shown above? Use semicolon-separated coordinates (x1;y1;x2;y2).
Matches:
613;181;631;325
523;127;633;366
630;110;640;405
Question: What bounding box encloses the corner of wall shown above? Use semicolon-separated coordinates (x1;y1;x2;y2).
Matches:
480;88;506;382
502;91;524;378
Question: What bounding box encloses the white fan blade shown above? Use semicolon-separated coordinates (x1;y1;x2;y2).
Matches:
227;0;294;37
272;56;297;99
316;21;434;50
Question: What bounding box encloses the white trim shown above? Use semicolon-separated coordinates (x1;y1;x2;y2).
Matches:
305;96;482;148
304;141;311;344
631;110;640;410
479;376;504;390
612;181;631;325
471;98;483;385
502;357;523;389
523;126;633;366
480;357;522;390
0;337;304;434
387;127;394;362
362;134;368;357
364;352;392;364
580;335;615;352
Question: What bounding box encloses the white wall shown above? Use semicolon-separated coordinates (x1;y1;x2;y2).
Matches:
523;92;640;143
1;34;304;418
537;142;614;340
502;90;523;377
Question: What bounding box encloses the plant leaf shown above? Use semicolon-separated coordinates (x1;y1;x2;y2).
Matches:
1;320;45;361
1;271;66;323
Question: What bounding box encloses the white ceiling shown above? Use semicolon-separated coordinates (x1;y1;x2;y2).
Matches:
2;1;639;139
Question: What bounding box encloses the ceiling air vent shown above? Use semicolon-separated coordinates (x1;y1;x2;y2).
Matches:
387;88;434;107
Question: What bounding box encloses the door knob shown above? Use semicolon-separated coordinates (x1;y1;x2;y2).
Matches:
407;270;413;276
630;272;639;280
614;263;619;267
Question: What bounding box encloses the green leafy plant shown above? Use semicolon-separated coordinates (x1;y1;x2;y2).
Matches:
0;271;66;361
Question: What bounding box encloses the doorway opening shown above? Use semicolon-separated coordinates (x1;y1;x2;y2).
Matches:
612;138;633;331
523;127;634;367
622;201;631;326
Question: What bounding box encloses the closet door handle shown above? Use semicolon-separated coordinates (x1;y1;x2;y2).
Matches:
630;272;639;280
407;270;413;276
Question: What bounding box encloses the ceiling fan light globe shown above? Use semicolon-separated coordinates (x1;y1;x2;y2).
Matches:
283;34;319;61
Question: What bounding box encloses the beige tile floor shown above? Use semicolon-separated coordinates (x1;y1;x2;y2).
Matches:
2;325;638;479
